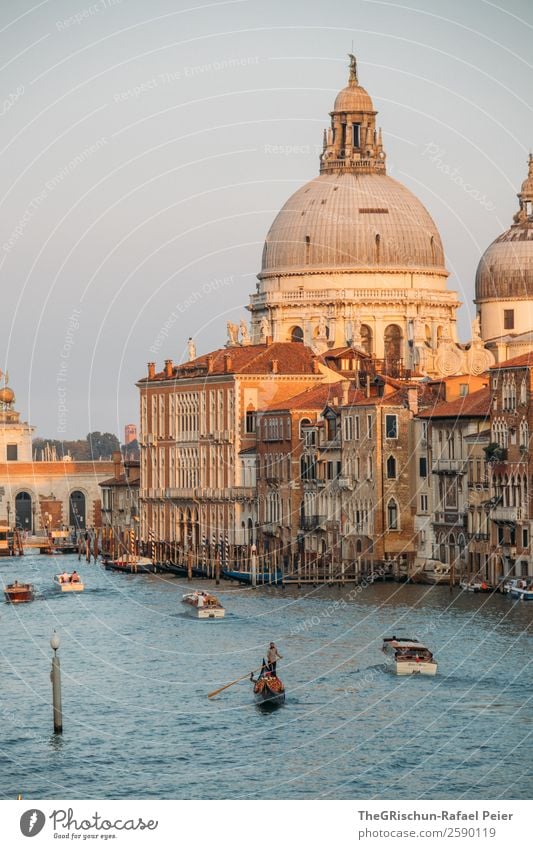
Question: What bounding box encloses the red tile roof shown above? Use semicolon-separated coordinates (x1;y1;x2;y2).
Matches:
417;386;491;419
490;352;533;370
141;343;325;381
264;381;362;412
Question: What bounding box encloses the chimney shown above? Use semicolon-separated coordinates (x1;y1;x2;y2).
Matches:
147;362;155;379
332;396;339;407
311;356;321;375
206;355;213;373
366;374;371;398
164;359;173;378
224;353;232;373
270;359;279;374
407;387;418;415
112;450;122;480
342;380;350;406
266;335;273;346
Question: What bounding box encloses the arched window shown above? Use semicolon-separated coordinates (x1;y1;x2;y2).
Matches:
361;324;372;355
290;326;304;343
386;455;397;479
387;498;399;530
384;324;402;369
15;491;32;531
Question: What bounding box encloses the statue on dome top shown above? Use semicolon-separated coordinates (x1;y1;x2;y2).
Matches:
348;53;358;85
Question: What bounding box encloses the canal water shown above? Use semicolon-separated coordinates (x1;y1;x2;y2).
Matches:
0;554;531;800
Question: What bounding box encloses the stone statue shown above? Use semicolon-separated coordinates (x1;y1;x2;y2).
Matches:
240;320;250;346
227;322;240;346
187;337;196;361
412;316;425;341
259;316;271;341
317;315;328;340
471;314;481;341
348;53;358;84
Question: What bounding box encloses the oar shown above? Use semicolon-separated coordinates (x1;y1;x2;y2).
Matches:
208;668;261;699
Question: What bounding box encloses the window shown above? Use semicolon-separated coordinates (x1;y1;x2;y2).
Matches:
504;309;514;330
354;416;360;440
419;457;427;477
386;456;396;478
420;494;428;513
6;444;17;461
352;123;360;147
459;384;469;397
343;416;353;441
385;415;398;439
367;415;373;438
387;499;398;530
522;528;529;548
245;409;256;434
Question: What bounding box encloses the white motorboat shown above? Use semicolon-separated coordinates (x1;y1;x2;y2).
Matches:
382;637;438;676
459;578;493;593
181;591;225;619
421;560;451;584
54;574;85;592
510;582;533;601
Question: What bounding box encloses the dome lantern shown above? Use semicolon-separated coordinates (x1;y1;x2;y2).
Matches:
321;54;385;175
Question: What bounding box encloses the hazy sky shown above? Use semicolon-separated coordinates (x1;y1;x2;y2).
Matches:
0;0;531;438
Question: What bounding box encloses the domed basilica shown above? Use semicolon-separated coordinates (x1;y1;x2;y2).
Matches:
242;55;510;377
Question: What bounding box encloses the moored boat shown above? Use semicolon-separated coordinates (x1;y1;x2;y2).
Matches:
4;582;35;603
222;568;283;585
54;573;85;592
252;668;286;706
510;582;533;601
382;636;437;676
105;556;154;574
459;578;493;593
181;591;225;619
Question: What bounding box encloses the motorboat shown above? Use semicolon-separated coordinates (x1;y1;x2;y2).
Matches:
509;581;533;601
420;560;451;584
181;591;225;619
4;582;35;603
382;636;438;676
54;574;84;592
459;578;493;593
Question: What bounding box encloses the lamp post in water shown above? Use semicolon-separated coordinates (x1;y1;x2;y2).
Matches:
50;631;63;734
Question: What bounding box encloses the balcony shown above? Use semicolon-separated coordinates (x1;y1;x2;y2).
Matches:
300;515;327;531
336;476;354;490
432;459;467;475
434;511;467;528
467;532;490;542
491;506;524;523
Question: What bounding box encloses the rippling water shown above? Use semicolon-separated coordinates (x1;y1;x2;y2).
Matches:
0;553;531;800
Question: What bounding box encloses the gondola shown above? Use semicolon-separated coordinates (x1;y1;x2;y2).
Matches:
251;667;285;706
222;569;283;586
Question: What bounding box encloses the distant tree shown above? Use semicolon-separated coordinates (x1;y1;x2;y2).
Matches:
122;439;140;461
87;431;120;459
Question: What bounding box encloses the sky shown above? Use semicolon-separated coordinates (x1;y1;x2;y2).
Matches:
0;0;531;439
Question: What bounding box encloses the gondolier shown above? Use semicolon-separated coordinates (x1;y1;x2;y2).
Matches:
267;642;282;675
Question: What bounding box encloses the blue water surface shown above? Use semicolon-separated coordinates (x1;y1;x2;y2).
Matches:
0;554;531;800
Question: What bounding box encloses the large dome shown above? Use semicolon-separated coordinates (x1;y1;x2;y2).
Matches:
475;226;533;301
260;172;447;277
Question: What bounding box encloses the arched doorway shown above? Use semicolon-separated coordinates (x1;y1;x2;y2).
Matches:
15;491;32;532
69;491;86;530
290;326;304;343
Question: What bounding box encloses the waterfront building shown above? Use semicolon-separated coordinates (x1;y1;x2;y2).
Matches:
0;375;113;532
487;353;533;582
416;385;491;579
99;451;140;557
137;343;340;559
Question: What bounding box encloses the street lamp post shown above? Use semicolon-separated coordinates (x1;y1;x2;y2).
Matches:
50;631;63;734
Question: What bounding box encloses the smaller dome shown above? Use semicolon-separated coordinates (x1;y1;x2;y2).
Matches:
333;83;374;113
475;227;533;301
0;386;15;404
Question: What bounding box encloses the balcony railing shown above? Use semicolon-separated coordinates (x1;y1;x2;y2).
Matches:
300;515;327;531
432;459;467;475
491;506;524;523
